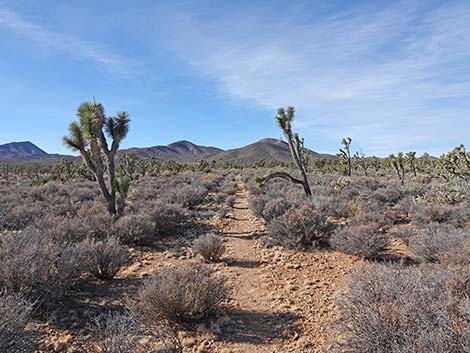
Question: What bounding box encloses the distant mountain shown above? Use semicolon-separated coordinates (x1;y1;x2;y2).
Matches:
0;141;48;159
0;141;66;161
120;140;223;161
0;138;336;164
211;138;336;164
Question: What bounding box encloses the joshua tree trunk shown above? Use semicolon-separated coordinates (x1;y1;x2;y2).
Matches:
256;107;313;200
64;101;130;218
339;137;352;176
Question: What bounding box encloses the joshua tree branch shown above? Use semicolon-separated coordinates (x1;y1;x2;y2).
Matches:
260;172;305;185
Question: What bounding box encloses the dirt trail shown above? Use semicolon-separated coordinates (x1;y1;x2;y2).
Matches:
214;178;359;353
215;179;290;352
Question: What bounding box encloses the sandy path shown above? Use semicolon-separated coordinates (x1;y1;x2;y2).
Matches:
214;178;294;352
213;177;358;353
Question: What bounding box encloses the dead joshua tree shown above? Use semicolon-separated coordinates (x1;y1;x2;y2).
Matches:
256;107;313;200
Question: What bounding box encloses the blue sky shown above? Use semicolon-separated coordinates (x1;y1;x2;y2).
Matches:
0;0;469;156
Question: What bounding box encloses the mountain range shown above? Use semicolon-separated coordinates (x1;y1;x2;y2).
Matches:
0;138;336;164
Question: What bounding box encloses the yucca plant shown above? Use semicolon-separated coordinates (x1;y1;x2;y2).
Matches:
63;101;130;217
388;152;406;185
437;144;470;181
255;107;312;199
338;137;352;176
353;151;371;176
406;151;417;177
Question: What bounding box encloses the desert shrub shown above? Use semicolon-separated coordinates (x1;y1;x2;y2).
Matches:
140;200;186;235
395;195;415;215
200;179;215;191
36;210;114;243
423;183;466;205
216;207;229;219
354;198;403;226
0;228;82;307
136;263;227;323
333;264;470;353
211;192;226;204
330;224;389;259
192;233;225;262
0;291;34;352
70;186;97;203
411;202;450;224
113;214;156;245
225;195;236;208
314;194;351;219
387;224;419;246
168;182;208;207
340;185;360;200
354;176;383;191
37;216;90;242
261;197;292;222
76;205;115;237
372;184;402;205
86;312;181;353
409;223;469;264
409;202;470;227
49;198;77;217
449;205;470;228
0;203;44;230
78;237;129;280
249;190;286;219
219;181;236;196
400;182;426;199
267;204;336;249
249;196;268;219
440;239;470;267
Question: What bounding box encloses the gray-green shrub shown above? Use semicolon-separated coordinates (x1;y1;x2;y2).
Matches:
78;237;129;280
330;224;389;259
136;263;227;322
334;264;469;353
192;233;225;262
267;204;336;249
0;228;82;307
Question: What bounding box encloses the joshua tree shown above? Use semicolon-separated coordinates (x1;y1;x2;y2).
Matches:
51;158;76;182
256;107;312;199
353;151;371;176
195;159;212;173
405;151;417;177
437;145;470;181
0;162;12;184
63;101;130;217
163;160;185;174
338;137;352;176
117;153;139;180
370;156;381;172
416;153;433;174
388;153;406;185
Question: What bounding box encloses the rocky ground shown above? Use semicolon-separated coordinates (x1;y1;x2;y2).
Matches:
31;177;359;352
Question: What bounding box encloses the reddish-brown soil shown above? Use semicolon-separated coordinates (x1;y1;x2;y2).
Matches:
31;176;359;352
208;177;359;353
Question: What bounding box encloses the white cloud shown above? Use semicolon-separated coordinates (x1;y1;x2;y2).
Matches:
0;6;132;78
151;0;470;155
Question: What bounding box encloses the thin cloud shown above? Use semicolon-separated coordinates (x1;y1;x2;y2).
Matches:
0;6;133;78
150;0;470;155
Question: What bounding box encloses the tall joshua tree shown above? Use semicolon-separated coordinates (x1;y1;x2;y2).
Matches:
405;151;417;177
388;153;405;185
256;107;312;199
63;101;130;217
353;151;371;176
338;137;352;176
